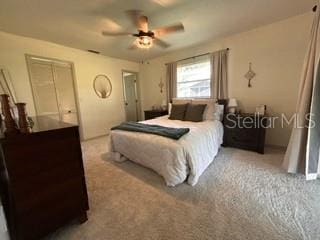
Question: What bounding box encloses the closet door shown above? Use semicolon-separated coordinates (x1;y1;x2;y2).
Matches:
28;60;60;120
27;56;79;125
53;63;78;125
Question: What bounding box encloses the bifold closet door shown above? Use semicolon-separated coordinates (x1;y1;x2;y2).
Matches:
28;57;79;125
53;63;78;125
28;60;60;121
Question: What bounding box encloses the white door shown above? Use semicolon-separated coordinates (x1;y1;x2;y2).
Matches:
27;56;79;125
123;72;140;122
28;59;60;120
53;62;78;125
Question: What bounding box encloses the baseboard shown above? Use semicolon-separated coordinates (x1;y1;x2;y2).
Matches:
265;144;287;151
306;173;318;181
82;133;109;142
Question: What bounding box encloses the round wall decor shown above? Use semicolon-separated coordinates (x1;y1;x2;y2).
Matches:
93;74;112;99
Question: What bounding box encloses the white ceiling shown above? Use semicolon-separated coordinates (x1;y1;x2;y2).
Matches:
0;0;316;62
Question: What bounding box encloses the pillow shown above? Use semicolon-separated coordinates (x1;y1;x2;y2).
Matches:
191;99;216;120
213;104;225;121
184;104;207;122
169;104;188;120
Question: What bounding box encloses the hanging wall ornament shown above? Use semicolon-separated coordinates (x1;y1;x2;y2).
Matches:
158;77;164;93
244;62;256;88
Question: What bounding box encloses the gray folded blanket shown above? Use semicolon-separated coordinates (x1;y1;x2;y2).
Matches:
111;122;190;140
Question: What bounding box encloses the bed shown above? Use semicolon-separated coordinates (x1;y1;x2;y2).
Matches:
107;99;226;186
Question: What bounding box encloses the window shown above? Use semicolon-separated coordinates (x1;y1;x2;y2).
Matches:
177;56;211;98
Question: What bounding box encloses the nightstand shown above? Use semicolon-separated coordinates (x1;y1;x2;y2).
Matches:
144;109;168;120
222;113;269;154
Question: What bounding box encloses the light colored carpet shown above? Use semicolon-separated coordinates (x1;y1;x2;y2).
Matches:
47;136;320;240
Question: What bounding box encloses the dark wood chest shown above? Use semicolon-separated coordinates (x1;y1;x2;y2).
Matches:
222;113;268;154
0;117;89;240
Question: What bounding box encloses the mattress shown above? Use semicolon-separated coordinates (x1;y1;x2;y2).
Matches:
108;116;223;186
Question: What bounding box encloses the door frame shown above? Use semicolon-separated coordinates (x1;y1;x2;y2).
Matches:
25;54;84;139
121;70;141;121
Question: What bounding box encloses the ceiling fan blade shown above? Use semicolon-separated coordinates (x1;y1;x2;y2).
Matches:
153;38;171;48
139;16;149;32
102;31;133;36
126;10;148;32
152;0;177;7
126;9;142;27
153;23;184;37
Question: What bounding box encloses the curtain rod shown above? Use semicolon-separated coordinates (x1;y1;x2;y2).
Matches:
313;5;317;12
165;48;229;65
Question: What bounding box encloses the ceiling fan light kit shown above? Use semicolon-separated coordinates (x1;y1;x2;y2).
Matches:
132;30;155;49
138;36;153;48
102;10;185;50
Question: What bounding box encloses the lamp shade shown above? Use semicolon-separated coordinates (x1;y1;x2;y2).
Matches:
228;98;238;107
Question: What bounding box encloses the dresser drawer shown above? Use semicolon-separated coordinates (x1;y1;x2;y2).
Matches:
223;114;268;154
14;176;87;215
11;162;84;202
15;176;88;240
225;128;258;148
230;127;258;142
3;129;83;184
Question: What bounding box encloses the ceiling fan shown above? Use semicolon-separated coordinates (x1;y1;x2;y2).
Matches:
102;10;185;50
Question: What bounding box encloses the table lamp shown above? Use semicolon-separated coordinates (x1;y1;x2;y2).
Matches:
228;98;238;114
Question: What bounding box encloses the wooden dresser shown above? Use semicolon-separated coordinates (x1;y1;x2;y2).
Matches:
223;113;268;154
0;117;89;240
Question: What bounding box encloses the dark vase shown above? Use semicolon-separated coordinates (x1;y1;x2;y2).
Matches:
16;102;31;134
0;94;19;136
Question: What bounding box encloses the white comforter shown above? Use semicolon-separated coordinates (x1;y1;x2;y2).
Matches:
108;116;223;186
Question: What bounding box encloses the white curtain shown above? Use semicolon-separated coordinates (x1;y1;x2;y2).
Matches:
166;62;177;103
210;49;228;99
283;3;320;179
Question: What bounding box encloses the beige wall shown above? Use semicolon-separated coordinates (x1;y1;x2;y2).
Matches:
0;12;313;145
0;31;139;140
140;13;313;147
